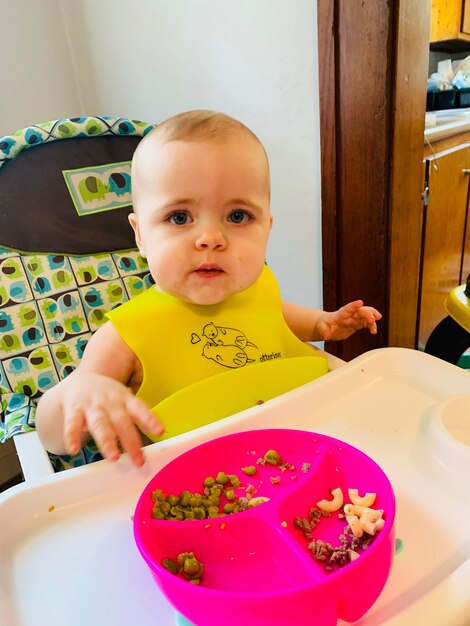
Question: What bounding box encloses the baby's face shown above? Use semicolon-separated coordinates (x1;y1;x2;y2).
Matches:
129;135;272;305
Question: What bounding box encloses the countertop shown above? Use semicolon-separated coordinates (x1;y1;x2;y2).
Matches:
425;108;470;142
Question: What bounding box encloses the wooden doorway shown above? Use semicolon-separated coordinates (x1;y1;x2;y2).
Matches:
317;0;431;361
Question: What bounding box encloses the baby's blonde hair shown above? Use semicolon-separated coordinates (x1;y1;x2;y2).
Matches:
141;109;266;149
131;110;270;207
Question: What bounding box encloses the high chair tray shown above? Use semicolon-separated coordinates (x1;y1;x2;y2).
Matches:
1;348;470;626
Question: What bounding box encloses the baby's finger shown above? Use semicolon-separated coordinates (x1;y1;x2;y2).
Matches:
127;395;165;436
340;300;364;317
365;307;382;320
63;405;87;456
361;307;381;330
341;300;365;314
111;407;145;467
87;408;121;462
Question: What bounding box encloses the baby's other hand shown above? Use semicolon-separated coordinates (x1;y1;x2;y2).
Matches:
316;301;382;341
62;371;164;467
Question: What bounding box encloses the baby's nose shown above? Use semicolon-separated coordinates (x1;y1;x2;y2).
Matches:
195;227;227;250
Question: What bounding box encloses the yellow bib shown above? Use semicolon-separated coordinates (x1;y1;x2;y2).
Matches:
107;266;328;438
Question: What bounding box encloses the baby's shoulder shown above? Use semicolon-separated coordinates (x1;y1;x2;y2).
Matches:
81;321;138;375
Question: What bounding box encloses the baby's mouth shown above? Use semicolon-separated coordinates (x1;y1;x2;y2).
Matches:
194;264;224;277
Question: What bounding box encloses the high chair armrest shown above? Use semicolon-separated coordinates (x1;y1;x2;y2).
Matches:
13;431;54;482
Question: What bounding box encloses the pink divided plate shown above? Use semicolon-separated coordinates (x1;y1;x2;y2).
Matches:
134;429;396;626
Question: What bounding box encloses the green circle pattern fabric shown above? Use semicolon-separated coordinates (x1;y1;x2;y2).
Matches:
0;246;153;469
0;116;155;471
0;116;153;170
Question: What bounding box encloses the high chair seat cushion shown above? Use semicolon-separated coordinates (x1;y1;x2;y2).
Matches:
0;246;152;399
0;392;36;443
0;117;154;254
0;116;155;470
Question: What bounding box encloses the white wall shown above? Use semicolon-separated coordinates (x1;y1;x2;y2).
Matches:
0;0;82;136
1;0;323;310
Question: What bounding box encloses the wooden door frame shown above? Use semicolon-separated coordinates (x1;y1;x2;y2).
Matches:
317;0;431;360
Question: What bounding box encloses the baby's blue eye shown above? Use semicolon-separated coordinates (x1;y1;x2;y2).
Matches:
228;210;251;224
169;211;191;225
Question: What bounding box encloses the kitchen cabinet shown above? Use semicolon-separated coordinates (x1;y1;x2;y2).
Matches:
463;198;470;277
463;1;470;33
430;0;470;43
419;142;470;347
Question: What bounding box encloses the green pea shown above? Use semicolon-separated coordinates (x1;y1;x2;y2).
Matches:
216;471;229;485
178;491;192;506
223;502;236;514
225;490;236;501
193;506;206;520
183;556;203;577
152;489;165;502
242;466;257;476
161;558;180;574
203;477;215;488
189;494;203;507
160;502;171;515
166;494;179;507
151;507;165;520
228;475;241;488
207;506;219;518
170;507;185;520
264;449;281;465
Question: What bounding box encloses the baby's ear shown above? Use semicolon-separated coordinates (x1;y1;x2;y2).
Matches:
128;213;146;257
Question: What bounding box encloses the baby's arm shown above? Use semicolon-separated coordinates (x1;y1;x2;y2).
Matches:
35;322;164;467
282;300;382;342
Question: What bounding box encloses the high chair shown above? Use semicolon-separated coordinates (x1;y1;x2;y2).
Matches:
424;273;470;366
0;116;155;475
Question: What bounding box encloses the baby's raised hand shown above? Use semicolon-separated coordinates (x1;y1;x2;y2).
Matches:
316;300;382;341
62;371;164;467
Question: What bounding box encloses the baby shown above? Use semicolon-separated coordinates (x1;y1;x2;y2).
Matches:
35;110;381;467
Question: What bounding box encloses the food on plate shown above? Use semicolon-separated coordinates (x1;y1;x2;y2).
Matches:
295;487;385;571
151;470;268;520
150;447;302;521
316;487;344;512
264;449;282;465
162;551;204;584
241;465;257;476
348;488;377;508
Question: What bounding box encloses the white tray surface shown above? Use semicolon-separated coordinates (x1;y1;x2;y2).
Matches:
1;348;470;626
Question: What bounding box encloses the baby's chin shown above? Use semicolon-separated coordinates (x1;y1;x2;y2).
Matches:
156;276;258;305
153;284;228;305
178;284;249;306
182;290;234;306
